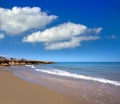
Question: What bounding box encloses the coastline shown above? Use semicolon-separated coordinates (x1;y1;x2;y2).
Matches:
0;66;74;104
1;64;120;104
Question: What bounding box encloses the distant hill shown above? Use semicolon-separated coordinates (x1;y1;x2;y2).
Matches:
0;56;55;66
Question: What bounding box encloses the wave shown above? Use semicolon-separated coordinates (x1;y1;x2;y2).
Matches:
36;69;120;86
25;65;35;69
26;65;120;86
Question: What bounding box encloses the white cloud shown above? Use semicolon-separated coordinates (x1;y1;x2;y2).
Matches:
23;22;102;50
45;36;100;50
107;35;117;39
0;34;5;40
0;6;102;50
45;37;81;50
88;27;102;34
0;7;57;35
23;22;87;42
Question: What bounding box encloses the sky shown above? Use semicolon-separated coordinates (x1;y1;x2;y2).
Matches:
0;0;120;62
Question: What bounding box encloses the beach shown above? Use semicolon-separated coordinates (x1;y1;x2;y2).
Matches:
0;62;120;104
0;66;74;104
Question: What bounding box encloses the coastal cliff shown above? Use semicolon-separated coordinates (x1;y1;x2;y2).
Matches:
0;56;55;66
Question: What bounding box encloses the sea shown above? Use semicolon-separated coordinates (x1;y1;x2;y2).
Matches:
7;62;120;104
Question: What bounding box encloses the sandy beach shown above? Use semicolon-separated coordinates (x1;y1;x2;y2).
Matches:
0;66;74;104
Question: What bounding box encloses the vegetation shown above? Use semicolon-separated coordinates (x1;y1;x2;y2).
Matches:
0;56;55;66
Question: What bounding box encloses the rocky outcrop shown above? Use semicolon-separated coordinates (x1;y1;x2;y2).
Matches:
0;57;55;66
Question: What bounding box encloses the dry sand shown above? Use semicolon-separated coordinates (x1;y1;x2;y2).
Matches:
0;67;74;104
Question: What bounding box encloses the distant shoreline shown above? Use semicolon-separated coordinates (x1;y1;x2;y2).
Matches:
0;56;55;66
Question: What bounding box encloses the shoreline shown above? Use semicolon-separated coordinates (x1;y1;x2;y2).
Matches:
1;65;120;104
0;66;74;104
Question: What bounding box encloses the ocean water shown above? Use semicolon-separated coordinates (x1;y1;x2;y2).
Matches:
34;62;120;85
9;62;120;104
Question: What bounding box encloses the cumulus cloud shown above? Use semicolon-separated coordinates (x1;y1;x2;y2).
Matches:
23;22;102;50
45;36;100;50
0;34;5;40
0;7;57;35
0;6;102;49
23;22;87;42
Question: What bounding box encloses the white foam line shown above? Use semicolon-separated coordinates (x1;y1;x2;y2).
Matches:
35;69;120;86
25;65;35;68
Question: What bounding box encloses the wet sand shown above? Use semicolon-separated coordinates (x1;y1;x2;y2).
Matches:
0;66;74;104
15;67;120;104
1;66;120;104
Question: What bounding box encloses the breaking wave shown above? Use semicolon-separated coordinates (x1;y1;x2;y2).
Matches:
26;65;120;86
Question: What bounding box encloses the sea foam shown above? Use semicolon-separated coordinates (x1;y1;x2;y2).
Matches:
25;65;35;68
36;69;120;86
26;65;120;86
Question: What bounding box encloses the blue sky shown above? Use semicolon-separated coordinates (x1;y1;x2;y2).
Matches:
0;0;120;62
